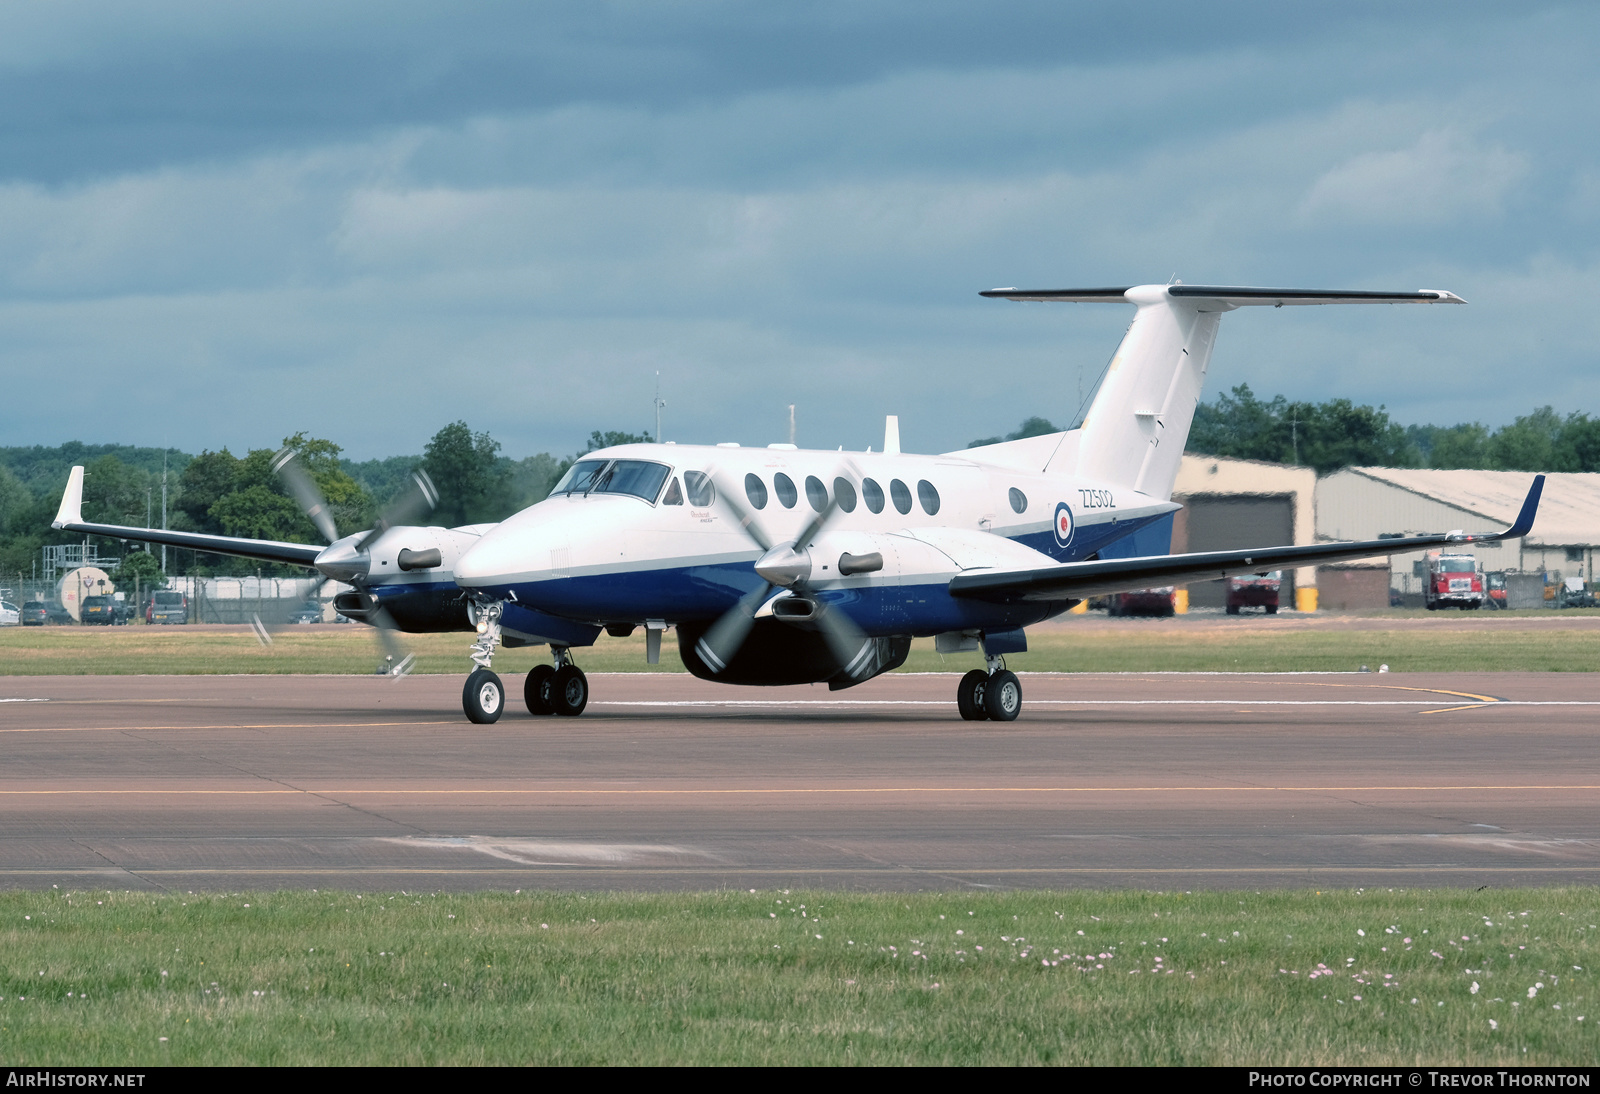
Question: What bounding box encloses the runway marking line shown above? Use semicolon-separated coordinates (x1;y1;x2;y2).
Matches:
0;784;1597;796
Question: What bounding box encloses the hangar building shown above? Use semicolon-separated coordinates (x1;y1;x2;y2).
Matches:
1316;467;1600;599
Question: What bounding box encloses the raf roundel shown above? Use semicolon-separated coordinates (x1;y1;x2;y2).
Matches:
1052;502;1075;549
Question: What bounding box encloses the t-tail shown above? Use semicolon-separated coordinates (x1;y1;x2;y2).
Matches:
977;284;1465;500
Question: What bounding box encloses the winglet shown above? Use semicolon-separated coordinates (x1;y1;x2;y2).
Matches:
52;466;84;528
1499;474;1544;540
1451;474;1542;543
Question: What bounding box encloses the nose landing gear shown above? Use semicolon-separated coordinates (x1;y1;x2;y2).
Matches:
955;655;1021;722
463;599;506;724
461;601;591;722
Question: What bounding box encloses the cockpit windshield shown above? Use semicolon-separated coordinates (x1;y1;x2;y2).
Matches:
548;459;671;503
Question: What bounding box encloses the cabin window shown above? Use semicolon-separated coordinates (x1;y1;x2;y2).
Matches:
1009;487;1027;514
774;472;797;508
862;477;885;514
805;475;828;512
917;479;940;515
662;477;684;505
833;477;857;513
744;473;769;510
684;471;717;507
890;478;913;515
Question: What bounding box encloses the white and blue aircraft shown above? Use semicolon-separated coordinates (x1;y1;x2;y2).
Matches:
53;283;1543;724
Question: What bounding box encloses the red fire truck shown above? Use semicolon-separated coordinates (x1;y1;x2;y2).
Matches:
1423;551;1484;610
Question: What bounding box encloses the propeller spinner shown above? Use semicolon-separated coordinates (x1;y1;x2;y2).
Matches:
271;448;439;676
694;467;875;682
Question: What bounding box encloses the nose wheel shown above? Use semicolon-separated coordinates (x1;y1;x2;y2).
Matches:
463;668;506;724
955;663;1021;722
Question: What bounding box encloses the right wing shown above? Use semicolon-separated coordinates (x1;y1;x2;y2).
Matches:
52;466;322;567
950;475;1542;604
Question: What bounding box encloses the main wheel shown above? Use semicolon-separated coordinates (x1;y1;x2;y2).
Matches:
1265;605;1278;615
986;670;1021;722
524;664;557;715
552;665;589;717
462;668;505;724
956;669;988;721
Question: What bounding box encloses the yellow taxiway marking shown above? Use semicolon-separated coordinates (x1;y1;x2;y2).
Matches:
0;721;461;733
0;784;1597;796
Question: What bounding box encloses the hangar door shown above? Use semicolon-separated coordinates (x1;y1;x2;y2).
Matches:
1178;494;1294;609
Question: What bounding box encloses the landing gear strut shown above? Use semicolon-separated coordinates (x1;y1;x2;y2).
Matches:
463;600;506;724
955;655;1021;722
525;647;588;717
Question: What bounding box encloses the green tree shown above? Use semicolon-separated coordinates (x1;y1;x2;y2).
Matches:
1553;414;1600;473
177;449;240;534
1486;406;1562;472
422;422;513;526
117;548;165;595
278;432;373;536
82;455;152;526
511;453;563;510
1186;385;1417;474
968;416;1061;448
1408;422;1492;469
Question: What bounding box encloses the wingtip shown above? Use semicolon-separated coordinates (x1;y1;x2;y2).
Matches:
53;465;85;528
1490;474;1543;541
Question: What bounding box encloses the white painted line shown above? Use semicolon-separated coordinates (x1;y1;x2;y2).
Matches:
0;698;49;703
592;698;1600;709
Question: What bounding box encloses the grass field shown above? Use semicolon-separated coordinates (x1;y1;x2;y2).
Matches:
0;887;1594;1065
3;612;1600;675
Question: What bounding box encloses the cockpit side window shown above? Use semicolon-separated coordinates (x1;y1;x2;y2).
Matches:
598;460;671;502
662;477;684;505
550;459;609;496
684;471;716;507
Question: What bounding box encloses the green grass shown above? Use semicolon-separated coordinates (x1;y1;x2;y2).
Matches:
4;614;1600;675
0;888;1594;1065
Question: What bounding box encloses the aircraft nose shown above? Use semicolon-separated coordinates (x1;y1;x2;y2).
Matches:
456;510;545;587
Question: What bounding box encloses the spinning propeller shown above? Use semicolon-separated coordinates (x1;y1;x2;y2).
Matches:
694;468;876;683
270;448;439;676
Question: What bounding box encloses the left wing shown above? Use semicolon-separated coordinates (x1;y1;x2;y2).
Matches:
950;475;1542;604
51;465;322;567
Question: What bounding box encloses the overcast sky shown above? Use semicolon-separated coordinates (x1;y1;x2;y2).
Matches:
3;1;1596;461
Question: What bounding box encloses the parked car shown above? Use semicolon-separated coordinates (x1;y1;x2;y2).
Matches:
146;590;189;625
1226;571;1281;614
80;595;126;625
1559;577;1597;609
1107;587;1176;617
288;601;324;624
21;600;50;626
0;601;18;626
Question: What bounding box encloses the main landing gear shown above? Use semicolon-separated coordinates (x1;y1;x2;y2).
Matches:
524;648;588;717
460;599;589;724
956;655;1021;722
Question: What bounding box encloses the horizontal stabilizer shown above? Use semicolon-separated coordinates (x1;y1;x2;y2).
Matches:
950;476;1542;604
980;285;1466;306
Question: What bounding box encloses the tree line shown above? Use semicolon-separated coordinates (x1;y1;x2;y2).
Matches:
0;424;651;580
973;387;1600;478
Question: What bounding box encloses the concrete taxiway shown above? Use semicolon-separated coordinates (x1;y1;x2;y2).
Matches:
1;671;1597;891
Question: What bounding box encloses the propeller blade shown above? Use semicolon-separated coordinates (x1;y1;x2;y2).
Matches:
708;471;774;553
271;448;339;544
693;582;773;675
350;575;415;677
356;469;439;552
793;460;860;549
811;596;875;682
